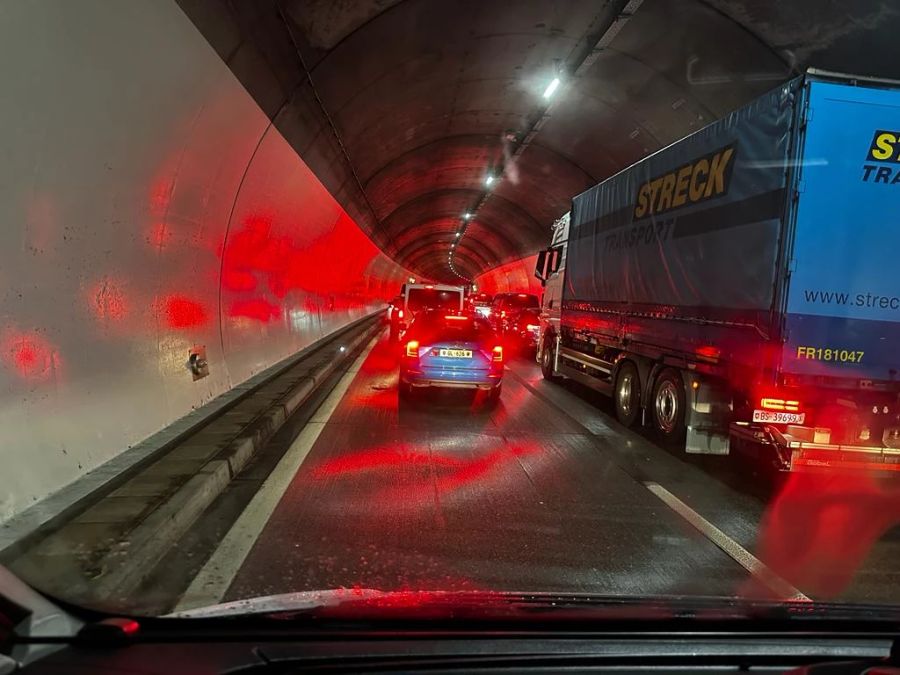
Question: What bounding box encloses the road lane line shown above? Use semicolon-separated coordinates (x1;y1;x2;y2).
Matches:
173;336;380;612
506;365;810;601
643;481;810;602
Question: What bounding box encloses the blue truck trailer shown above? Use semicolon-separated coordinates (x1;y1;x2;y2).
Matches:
534;70;900;472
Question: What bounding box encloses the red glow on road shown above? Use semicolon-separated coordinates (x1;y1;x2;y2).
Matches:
744;472;900;599
314;446;465;478
313;439;541;506
162;295;208;329
1;330;61;382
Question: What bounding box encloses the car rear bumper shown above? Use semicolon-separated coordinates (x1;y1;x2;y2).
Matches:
401;368;502;391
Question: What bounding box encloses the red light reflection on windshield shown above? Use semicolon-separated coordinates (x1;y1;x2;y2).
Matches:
747;472;900;599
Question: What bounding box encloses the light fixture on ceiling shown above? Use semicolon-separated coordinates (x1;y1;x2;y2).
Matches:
484;174;495;187
455;232;460;237
543;76;561;99
463;212;472;220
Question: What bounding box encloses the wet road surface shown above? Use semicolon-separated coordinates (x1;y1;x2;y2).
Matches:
222;336;757;602
172;333;900;610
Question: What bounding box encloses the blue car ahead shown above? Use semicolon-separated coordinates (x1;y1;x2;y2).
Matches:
399;310;503;404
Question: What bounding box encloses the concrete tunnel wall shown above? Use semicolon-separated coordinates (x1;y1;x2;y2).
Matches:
474;255;543;297
0;1;413;523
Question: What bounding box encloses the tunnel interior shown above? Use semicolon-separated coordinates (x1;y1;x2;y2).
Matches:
179;0;900;284
1;0;900;618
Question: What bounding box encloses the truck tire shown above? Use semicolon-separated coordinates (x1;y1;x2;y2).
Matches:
614;361;641;428
651;368;686;444
540;336;559;382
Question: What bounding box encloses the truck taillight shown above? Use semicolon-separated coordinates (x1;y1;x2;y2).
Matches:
492;346;503;363
405;340;419;358
760;397;801;412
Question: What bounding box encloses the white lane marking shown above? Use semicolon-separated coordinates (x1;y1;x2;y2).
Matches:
643;481;810;602
174;337;379;612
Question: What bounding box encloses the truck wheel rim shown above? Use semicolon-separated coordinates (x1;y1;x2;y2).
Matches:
617;373;634;416
655;380;679;433
543;345;551;368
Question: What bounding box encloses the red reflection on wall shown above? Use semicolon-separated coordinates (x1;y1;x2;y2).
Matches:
162;295;208;329
1;330;61;382
220;209;406;326
746;472;900;599
228;298;281;323
474;254;542;296
87;277;128;321
146;222;172;251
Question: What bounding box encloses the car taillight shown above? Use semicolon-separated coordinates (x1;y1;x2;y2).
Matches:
500;310;506;318
760;397;801;412
492;346;503;363
526;324;539;331
406;340;419;358
397;309;404;320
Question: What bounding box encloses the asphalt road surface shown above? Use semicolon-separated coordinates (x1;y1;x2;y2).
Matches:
168;333;900;613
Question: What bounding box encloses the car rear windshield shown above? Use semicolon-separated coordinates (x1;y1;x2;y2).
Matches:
407;288;462;311
408;316;493;343
504;294;539;308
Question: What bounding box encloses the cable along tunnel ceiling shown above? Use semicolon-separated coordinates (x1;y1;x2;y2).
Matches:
178;0;900;282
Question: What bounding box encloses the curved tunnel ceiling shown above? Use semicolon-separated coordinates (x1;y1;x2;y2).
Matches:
179;0;900;282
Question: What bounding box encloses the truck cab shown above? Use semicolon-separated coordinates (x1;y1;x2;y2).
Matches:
534;212;569;375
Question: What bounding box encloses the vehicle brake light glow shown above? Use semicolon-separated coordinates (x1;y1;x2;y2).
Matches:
518;293;528;298
397;310;404;319
405;340;419;358
445;315;468;320
760;397;801;412
425;284;434;289
526;324;539;331
492;345;503;363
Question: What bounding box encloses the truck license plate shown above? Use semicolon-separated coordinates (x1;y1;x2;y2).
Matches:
439;349;472;358
752;410;805;424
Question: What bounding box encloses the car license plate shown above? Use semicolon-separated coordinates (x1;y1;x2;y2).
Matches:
439;348;472;358
752;410;805;424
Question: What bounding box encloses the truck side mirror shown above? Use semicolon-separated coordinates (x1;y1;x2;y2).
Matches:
548;246;562;274
534;250;549;281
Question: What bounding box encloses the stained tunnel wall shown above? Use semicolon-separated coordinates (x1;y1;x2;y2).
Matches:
474;255;543;297
0;0;411;523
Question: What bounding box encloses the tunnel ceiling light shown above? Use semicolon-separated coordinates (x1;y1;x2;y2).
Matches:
484;174;495;187
455;232;461;237
463;212;472;220
543;76;561;99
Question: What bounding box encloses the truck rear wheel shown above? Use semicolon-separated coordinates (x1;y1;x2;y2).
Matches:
614;362;641;428
651;368;686;444
540;337;559;382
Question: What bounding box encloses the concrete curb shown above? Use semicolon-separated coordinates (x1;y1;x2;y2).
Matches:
13;319;382;604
